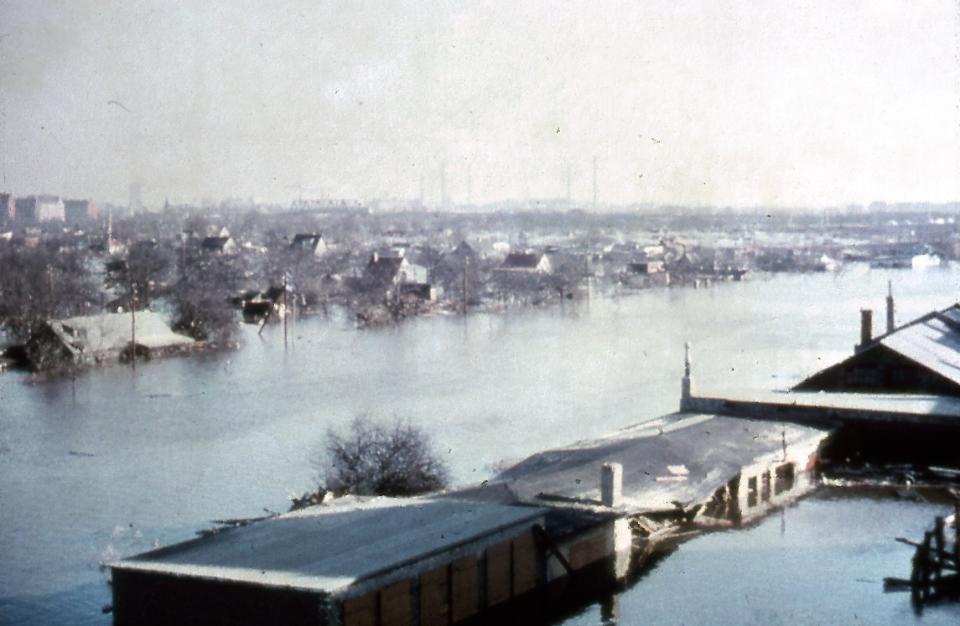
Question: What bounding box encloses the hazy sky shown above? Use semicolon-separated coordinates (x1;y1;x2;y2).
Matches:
1;1;958;208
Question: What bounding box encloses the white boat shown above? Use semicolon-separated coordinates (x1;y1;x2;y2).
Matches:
911;252;942;269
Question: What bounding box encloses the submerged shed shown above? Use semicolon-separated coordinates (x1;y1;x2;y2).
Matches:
110;497;549;626
494;413;826;517
25;311;194;370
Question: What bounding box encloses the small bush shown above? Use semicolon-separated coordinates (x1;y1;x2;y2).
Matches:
315;415;450;498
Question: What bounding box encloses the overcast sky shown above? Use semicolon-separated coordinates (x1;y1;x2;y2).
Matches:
1;1;958;209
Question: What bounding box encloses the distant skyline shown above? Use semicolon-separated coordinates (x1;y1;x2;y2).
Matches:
1;1;958;209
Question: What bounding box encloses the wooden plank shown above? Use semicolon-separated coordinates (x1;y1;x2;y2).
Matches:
450;555;479;622
568;532;608;570
380;580;411;626
486;540;512;607
343;592;379;626
512;531;538;595
419;566;449;626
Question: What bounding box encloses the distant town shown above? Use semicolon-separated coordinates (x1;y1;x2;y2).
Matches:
2;189;959;375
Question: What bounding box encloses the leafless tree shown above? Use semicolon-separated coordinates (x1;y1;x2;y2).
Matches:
0;245;98;340
313;415;450;498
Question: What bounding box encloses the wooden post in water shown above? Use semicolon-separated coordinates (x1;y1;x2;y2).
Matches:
921;531;932;601
934;517;945;581
462;257;469;316
130;283;137;371
955;498;960;567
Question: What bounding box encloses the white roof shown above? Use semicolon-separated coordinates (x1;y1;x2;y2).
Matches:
497;413;828;512
52;311;193;352
111;496;545;594
880;312;960;387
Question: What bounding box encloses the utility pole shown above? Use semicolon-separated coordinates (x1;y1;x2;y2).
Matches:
107;207;113;254
130;282;137;371
462;257;469;316
282;281;288;350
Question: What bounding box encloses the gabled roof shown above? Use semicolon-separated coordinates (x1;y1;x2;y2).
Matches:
364;254;405;283
201;236;231;251
45;311;193;353
795;303;960;392
449;240;476;258
501;252;542;269
291;232;323;249
875;305;960;387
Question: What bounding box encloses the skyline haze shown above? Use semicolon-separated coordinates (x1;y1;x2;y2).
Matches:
1;0;958;210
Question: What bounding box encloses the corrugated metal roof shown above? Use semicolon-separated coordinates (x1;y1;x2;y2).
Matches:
881;309;960;386
111;497;545;594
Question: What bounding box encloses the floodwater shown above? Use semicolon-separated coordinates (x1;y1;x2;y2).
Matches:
1;265;959;624
562;493;960;626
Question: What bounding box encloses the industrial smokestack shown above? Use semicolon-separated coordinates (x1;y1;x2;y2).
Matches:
859;309;873;349
886;280;895;334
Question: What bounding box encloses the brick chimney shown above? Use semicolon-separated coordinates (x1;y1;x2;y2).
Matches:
858;309;873;351
886;281;895;334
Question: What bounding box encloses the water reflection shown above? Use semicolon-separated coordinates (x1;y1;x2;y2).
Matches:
559;490;960;626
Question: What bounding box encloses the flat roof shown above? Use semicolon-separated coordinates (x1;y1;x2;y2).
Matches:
111;496;545;594
711;389;960;420
495;413;827;513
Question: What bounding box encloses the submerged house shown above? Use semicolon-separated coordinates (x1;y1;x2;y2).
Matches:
291;232;328;257
238;286;288;323
795;302;960;396
362;253;431;296
200;235;238;255
496;252;552;274
25;311;194;371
